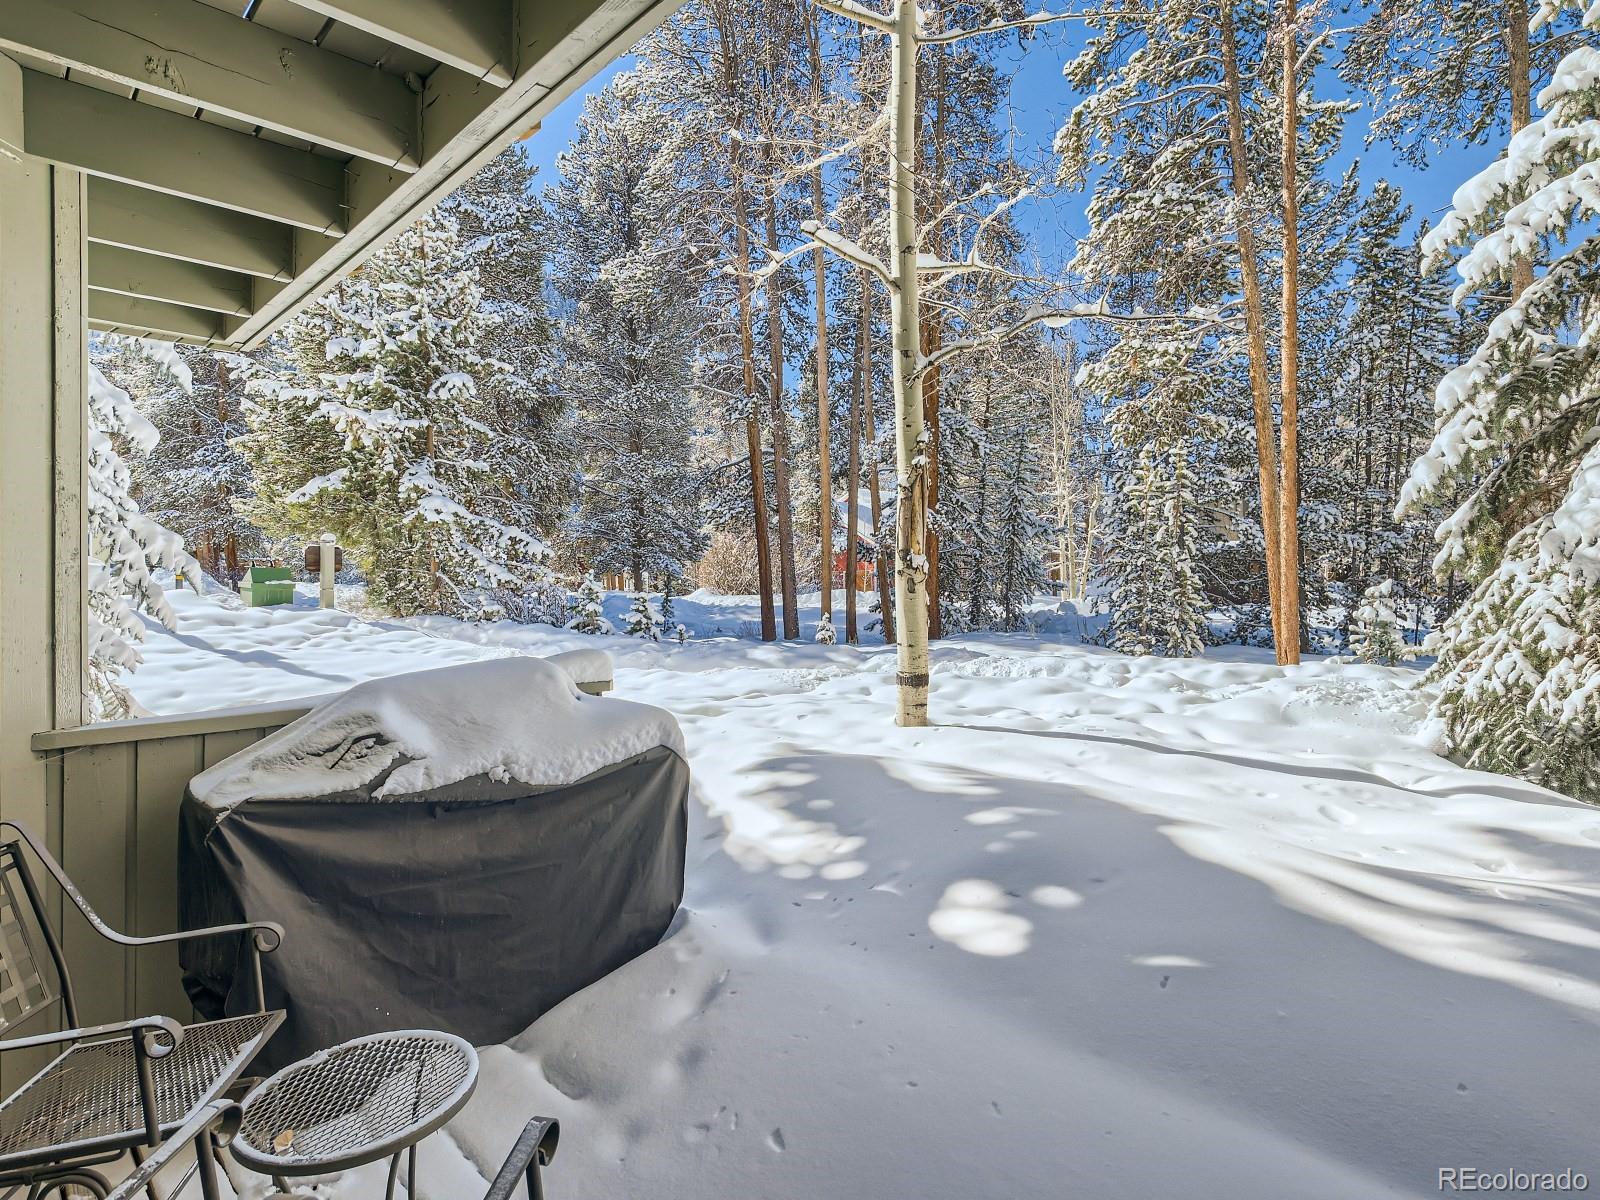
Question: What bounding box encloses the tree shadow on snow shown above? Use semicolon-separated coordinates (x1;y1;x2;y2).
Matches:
694;750;1600;1192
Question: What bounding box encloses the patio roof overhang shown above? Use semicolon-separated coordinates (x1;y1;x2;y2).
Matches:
0;0;681;348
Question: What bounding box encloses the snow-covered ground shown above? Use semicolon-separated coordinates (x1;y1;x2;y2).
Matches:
135;585;1600;1198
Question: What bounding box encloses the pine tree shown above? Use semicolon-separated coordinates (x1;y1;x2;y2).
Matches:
1060;0;1355;664
237;213;549;619
815;613;837;644
625;593;664;640
1398;9;1600;798
1080;331;1212;658
439;146;574;541
1342;1;1580;167
567;577;612;635
936;337;1055;633
548;68;707;591
1347;579;1416;666
125;347;265;585
1322;184;1457;604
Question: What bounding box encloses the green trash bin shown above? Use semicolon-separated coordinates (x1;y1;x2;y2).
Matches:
240;565;295;607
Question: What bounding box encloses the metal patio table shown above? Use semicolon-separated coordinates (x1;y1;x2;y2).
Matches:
230;1030;478;1200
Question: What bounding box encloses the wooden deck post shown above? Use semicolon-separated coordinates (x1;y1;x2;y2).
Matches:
1;53;88;1091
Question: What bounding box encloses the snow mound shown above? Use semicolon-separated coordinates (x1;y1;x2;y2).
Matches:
189;656;683;810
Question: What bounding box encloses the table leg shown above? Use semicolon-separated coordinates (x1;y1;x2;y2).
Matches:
384;1154;402;1200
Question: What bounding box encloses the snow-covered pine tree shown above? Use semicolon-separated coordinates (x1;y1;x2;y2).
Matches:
439;147;573;541
1324;183;1457;601
85;343;203;719
567;577;612;635
625;593;664;640
548;68;707;592
1060;0;1357;664
1080;332;1211;658
123;346;265;585
1398;7;1600;798
237;213;549;619
1347;579;1416;666
1343;0;1581;168
815;614;837;645
936;338;1055;633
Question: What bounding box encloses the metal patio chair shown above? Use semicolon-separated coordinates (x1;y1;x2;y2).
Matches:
0;820;285;1199
105;1100;241;1200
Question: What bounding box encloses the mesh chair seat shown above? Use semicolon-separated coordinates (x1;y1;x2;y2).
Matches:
0;1012;281;1171
233;1030;478;1176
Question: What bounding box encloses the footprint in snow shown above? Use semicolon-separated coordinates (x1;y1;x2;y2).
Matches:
767;1128;787;1152
1317;803;1356;826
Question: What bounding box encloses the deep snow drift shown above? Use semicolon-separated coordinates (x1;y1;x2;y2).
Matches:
131;586;1600;1199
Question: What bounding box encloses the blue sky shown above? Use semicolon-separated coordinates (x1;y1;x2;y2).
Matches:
515;25;1498;265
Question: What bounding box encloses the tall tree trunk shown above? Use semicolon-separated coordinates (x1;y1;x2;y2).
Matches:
809;17;834;622
920;44;950;641
1507;0;1534;300
1220;0;1286;654
889;0;929;725
846;279;863;645
1278;0;1302;665
864;277;894;644
765;176;801;639
811;185;833;617
731;148;777;640
713;7;776;641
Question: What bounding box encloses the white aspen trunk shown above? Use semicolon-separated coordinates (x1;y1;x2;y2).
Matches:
888;0;930;726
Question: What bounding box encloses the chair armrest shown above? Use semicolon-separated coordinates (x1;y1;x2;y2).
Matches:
108;1099;242;1200
483;1117;560;1200
0;1013;183;1057
0;820;283;954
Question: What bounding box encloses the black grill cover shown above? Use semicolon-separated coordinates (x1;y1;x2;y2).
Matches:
177;660;688;1070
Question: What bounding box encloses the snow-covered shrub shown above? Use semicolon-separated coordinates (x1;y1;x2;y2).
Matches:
1348;579;1417;666
673;623;690;644
815;614;837;645
87;352;202;719
487;579;572;626
625;594;663;641
1398;13;1600;798
566;578;612;635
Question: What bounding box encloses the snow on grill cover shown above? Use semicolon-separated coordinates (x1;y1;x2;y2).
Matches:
178;655;689;1071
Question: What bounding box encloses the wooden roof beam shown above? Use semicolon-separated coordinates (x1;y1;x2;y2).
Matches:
88;292;229;345
22;69;348;234
86;179;299;282
285;0;514;87
0;0;421;170
88;244;255;317
232;0;682;347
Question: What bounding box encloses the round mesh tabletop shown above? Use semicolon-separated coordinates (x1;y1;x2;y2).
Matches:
232;1030;478;1176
